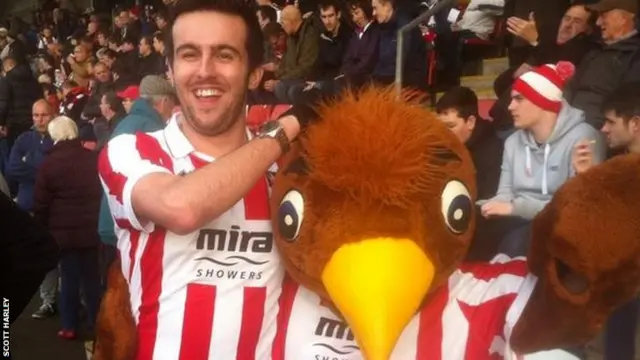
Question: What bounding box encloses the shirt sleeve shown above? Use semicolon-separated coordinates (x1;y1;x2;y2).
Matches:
98;132;172;233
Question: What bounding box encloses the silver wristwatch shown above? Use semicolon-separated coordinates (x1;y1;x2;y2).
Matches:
256;120;291;153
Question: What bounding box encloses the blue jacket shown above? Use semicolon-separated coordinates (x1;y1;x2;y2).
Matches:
98;99;166;245
6;129;53;212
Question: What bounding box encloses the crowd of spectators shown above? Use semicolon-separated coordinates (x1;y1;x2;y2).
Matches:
0;0;639;358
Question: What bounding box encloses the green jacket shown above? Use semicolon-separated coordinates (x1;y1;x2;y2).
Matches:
276;18;320;81
97;99;166;245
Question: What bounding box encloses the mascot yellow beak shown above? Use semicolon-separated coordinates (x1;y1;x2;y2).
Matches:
321;238;435;360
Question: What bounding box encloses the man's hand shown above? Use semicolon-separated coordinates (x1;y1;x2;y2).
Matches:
261;62;277;72
481;201;514;218
507;12;538;45
264;79;279;92
513;63;533;79
572;139;597;174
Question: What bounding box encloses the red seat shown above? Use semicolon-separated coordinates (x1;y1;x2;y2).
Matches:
478;98;496;121
246;104;293;132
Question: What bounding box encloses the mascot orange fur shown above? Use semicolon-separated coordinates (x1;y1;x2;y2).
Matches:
93;87;640;360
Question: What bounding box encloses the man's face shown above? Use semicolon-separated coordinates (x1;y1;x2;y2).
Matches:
281;16;299;35
32;101;53;133
155;96;178;121
119;12;130;25
100;95;111;117
350;7;368;27
97;32;107;46
156;17;167;30
601;110;638;150
372;0;393;24
171;10;258;136
556;5;590;44
122;98;134;113
139;38;152;55
43;28;52;38
153;37;165;53
87;21;98;35
437;109;475;144
508;92;543;129
597;9;631;43
103;55;116;68
94;63;111;83
122;42;135;52
114;16;123;29
320;6;340;33
74;46;88;62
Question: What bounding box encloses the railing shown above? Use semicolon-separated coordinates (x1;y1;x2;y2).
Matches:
395;0;457;97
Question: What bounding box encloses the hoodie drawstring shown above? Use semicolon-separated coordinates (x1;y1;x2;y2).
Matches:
525;144;551;195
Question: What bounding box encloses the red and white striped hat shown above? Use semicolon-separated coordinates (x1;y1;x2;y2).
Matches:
512;62;575;114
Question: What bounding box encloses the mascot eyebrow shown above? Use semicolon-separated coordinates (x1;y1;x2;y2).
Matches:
429;146;462;166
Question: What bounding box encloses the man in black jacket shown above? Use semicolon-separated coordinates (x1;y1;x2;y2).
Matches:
0;56;43;150
436;86;504;262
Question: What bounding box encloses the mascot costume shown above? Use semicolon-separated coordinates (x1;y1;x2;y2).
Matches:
93;87;640;360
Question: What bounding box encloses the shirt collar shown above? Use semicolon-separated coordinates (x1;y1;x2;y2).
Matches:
163;111;255;159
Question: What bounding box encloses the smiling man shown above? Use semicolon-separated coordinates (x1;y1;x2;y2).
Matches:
97;0;303;358
564;0;640;129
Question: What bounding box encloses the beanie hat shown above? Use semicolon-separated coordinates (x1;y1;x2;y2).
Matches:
512;62;576;113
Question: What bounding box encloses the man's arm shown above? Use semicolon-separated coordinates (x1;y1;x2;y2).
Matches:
99;116;300;235
6;135;37;184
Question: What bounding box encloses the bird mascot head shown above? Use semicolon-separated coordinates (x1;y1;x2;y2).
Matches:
270;87;640;359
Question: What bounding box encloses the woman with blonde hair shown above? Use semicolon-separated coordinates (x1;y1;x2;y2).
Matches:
33;116;102;340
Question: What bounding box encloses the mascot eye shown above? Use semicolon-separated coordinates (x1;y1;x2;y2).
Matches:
278;190;304;242
441;180;472;234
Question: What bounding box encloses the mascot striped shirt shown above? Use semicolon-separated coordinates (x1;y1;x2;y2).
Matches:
98;115;284;360
273;255;580;360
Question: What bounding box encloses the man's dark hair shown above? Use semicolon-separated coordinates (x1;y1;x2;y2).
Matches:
602;82;640;123
346;0;373;19
108;36;122;46
319;0;340;13
141;35;153;47
257;5;277;24
166;0;264;70
263;22;284;39
80;36;93;44
102;48;118;60
153;31;165;44
435;86;479;120
104;91;126;114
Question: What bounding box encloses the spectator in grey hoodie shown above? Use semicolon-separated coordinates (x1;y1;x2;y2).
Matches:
478;62;606;256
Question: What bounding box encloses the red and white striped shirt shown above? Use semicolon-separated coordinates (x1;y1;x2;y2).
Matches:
98;115;284;360
273;255;579;360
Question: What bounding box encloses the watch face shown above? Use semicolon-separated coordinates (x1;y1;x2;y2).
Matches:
261;120;280;133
